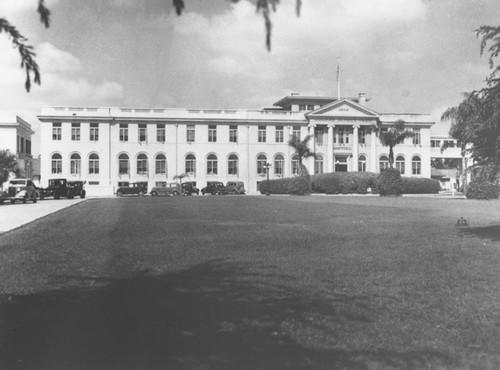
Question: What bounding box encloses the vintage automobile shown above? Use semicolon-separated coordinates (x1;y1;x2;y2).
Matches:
224;181;246;195
7;178;38;204
150;182;182;197
67;180;86;198
40;178;76;199
201;181;226;195
116;182;148;197
181;182;199;195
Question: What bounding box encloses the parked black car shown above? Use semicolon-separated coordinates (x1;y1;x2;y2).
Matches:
40;178;75;199
67;180;86;198
182;182;199;195
201;181;226;195
116;182;148;197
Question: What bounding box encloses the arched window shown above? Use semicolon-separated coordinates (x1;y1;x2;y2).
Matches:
379;155;390;172
315;155;324;174
137;153;148;175
412;155;421;175
257;154;267;175
89;153;99;175
185;154;196;175
155;154;166;175
118;153;129;175
207;154;218;175
396;155;405;174
228;154;238;175
274;154;284;176
70;153;81;175
51;153;62;174
292;154;300;175
358;155;366;172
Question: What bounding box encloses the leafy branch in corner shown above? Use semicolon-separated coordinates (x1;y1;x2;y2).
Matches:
0;0;50;92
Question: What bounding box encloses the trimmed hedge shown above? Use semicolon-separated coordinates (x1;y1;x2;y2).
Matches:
466;180;500;200
261;171;442;196
401;177;441;194
377;168;403;196
259;176;312;195
311;172;378;194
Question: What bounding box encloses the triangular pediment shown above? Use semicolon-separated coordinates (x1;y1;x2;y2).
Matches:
307;99;379;119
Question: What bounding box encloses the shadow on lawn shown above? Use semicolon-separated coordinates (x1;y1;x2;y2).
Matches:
0;260;455;370
459;224;500;242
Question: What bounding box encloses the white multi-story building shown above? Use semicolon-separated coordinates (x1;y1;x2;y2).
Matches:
38;93;434;196
0;116;34;179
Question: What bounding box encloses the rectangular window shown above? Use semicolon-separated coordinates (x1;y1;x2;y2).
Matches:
292;126;301;140
187;124;195;142
228;159;238;175
157;124;165;142
299;105;307;111
90;123;99;141
89;159;99;175
275;126;284;143
413;130;421;145
258;125;266;143
118;181;129;188
337;128;345;144
229;125;238;143
26;140;31;155
315;128;323;146
70;159;81;175
71;123;81;141
52;123;61;140
17;135;20;153
119;124;128;142
412;161;421;175
138;124;147;142
88;181;100;185
208;125;217;142
307;105;315;110
155;181;167;187
20;137;25;153
51;159;62;174
359;129;366;144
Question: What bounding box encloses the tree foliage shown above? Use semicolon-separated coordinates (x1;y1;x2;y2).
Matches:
0;150;19;186
0;0;50;92
442;26;500;180
288;134;316;176
372;120;414;168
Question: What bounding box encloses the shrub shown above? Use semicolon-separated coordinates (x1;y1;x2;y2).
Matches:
259;176;311;195
311;172;378;194
401;177;441;194
465;180;500;200
377;168;403;196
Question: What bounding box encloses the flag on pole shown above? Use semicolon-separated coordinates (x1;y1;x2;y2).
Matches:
337;57;340;99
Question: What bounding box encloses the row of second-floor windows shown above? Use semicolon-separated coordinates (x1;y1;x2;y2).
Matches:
431;139;455;148
51;123;306;144
314;128;421;146
17;136;31;154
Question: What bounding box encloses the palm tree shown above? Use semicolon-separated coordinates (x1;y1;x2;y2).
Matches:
375;120;414;168
173;173;187;185
288;135;316;176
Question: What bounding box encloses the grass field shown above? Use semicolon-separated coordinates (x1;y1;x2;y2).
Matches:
0;195;499;369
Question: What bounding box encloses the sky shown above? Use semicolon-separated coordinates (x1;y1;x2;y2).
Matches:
1;0;499;154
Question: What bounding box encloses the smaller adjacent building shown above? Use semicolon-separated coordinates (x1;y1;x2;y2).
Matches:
0;116;35;179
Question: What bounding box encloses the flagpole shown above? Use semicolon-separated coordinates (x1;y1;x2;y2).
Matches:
337;57;340;100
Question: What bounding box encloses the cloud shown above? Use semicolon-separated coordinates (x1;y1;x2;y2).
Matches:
0;39;123;114
37;42;83;73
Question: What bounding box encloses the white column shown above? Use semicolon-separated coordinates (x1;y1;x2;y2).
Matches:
327;124;334;173
352;124;359;172
308;123;316;175
370;126;377;172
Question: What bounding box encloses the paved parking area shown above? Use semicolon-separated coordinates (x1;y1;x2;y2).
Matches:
0;199;87;234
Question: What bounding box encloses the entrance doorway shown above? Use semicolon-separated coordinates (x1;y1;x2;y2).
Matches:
334;156;348;172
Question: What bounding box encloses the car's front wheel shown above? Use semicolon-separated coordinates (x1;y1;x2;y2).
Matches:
116;191;122;197
173;191;180;196
151;191;158;197
81;190;86;199
139;191;144;197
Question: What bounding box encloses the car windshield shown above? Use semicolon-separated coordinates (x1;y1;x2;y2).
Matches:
10;180;27;185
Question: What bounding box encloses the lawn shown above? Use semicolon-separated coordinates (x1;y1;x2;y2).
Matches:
0;196;499;369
